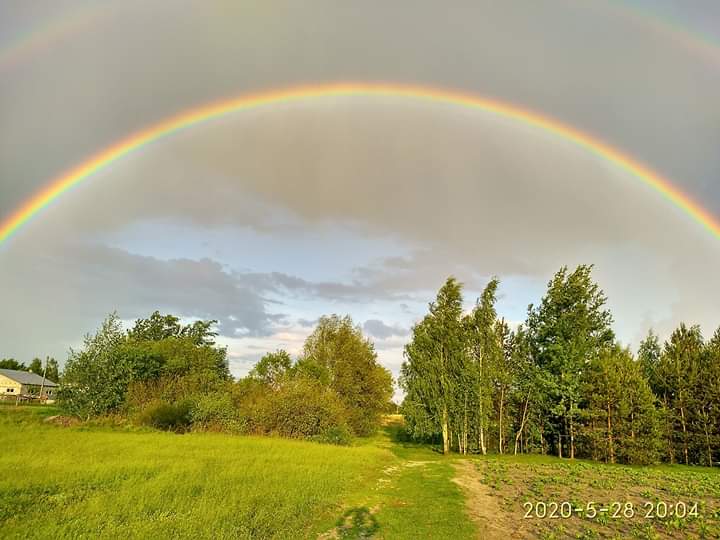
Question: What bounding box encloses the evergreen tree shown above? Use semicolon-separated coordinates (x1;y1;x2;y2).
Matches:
581;345;661;465
655;324;703;465
638;329;662;389
45;357;60;382
696;328;720;466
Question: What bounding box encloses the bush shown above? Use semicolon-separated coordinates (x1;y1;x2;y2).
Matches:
251;378;350;440
312;425;353;446
138;400;192;432
190;392;247;433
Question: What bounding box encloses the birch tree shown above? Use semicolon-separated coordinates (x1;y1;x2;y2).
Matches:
401;277;465;454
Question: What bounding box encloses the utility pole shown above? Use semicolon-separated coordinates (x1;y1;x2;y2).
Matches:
38;356;48;403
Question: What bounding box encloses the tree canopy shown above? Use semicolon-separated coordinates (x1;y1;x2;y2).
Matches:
401;265;720;466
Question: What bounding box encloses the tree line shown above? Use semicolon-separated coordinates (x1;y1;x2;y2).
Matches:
0;357;60;382
401;265;720;466
56;311;392;444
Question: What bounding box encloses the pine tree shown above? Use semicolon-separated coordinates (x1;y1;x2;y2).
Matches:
697;328;720;466
655;324;703;465
638;329;662;389
581;345;661;465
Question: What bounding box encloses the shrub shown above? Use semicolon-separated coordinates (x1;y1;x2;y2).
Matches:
252;378;350;440
312;425;353;446
138;400;192;432
190;392;247;433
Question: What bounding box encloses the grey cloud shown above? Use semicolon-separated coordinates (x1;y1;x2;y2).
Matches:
2;0;720;221
0;239;285;361
2;0;720;359
19;101;703;280
297;318;319;328
236;271;415;303
363;319;409;340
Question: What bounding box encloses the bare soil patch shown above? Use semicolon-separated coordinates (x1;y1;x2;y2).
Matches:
453;459;533;539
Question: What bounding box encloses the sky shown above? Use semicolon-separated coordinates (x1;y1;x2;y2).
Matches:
1;0;719;393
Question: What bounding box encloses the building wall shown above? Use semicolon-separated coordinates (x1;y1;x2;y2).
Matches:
0;374;22;395
0;375;56;397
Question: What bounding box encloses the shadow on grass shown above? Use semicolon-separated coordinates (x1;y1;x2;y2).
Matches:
335;507;380;539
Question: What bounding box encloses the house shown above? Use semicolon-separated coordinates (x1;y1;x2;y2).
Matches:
0;368;59;401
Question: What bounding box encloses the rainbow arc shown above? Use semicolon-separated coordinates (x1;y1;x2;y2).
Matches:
1;83;718;245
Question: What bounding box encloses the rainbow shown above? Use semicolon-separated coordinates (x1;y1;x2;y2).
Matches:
1;2;719;75
0;3;117;73
599;0;720;65
1;82;719;245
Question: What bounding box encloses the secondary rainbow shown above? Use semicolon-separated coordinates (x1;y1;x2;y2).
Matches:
3;1;720;75
2;82;719;245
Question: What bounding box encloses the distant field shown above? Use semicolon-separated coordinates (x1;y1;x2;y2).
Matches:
2;405;719;539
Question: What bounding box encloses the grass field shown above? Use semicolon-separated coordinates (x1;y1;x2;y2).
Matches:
2;405;719;539
0;407;473;539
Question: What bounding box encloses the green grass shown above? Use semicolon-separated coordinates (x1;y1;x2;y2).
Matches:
7;405;717;539
329;417;476;539
0;407;475;539
0;407;383;539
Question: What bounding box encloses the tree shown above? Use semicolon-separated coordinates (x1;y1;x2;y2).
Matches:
301;315;393;436
250;350;292;388
493;319;514;454
128;311;183;342
28;358;43;375
655;324;703;465
45;357;60;382
402;277;466;454
526;265;615;459
127;311;219;346
638;329;662;389
59;313;129;419
581;345;661;465
508;325;542;455
463;278;501;455
0;359;26;370
699;328;720;466
60;312;229;419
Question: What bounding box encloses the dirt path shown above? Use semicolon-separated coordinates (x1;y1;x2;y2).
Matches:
452;460;532;540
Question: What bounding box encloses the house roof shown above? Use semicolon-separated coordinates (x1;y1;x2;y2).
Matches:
0;369;58;387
